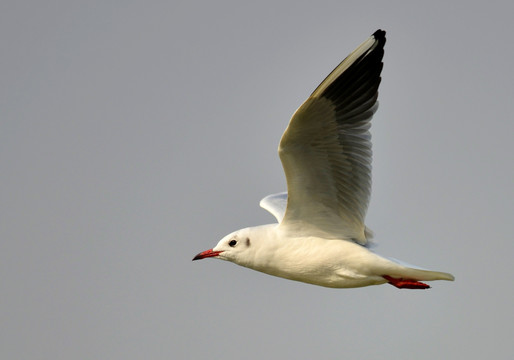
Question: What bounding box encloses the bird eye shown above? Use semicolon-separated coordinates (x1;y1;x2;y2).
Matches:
229;240;237;247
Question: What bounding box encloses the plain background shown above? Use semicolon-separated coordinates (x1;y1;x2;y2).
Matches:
2;1;513;359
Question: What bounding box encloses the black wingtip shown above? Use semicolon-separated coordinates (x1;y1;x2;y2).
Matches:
372;29;386;40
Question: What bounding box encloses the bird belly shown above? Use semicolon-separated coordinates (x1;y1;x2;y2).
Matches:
250;237;387;288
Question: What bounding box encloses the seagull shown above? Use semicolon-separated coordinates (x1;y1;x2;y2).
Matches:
193;30;454;289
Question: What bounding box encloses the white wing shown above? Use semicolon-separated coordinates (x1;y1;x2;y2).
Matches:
260;192;288;222
278;30;386;245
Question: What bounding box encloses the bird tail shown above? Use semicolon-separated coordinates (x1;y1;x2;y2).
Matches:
386;257;455;282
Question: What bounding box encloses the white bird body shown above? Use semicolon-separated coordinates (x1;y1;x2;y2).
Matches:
193;30;454;289
210;222;453;289
219;224;387;288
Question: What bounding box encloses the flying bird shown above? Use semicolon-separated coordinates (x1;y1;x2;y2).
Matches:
193;30;454;289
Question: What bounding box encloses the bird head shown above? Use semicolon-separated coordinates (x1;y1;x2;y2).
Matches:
192;228;254;263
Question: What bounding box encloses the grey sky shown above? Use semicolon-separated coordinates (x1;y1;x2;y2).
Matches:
2;1;513;359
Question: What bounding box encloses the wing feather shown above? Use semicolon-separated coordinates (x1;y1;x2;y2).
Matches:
260;192;288;222
278;30;386;245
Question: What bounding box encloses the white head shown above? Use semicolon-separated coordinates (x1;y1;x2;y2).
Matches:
192;225;271;267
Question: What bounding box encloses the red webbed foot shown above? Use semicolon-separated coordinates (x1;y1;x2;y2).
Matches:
383;275;430;289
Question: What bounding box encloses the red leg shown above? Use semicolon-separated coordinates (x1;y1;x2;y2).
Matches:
383;275;430;289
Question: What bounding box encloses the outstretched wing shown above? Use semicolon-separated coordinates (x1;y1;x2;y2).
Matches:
278;30;385;245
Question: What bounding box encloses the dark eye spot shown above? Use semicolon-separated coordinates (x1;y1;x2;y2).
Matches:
246;238;251;246
229;239;237;247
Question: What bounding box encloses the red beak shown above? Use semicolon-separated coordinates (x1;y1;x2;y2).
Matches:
192;249;223;261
